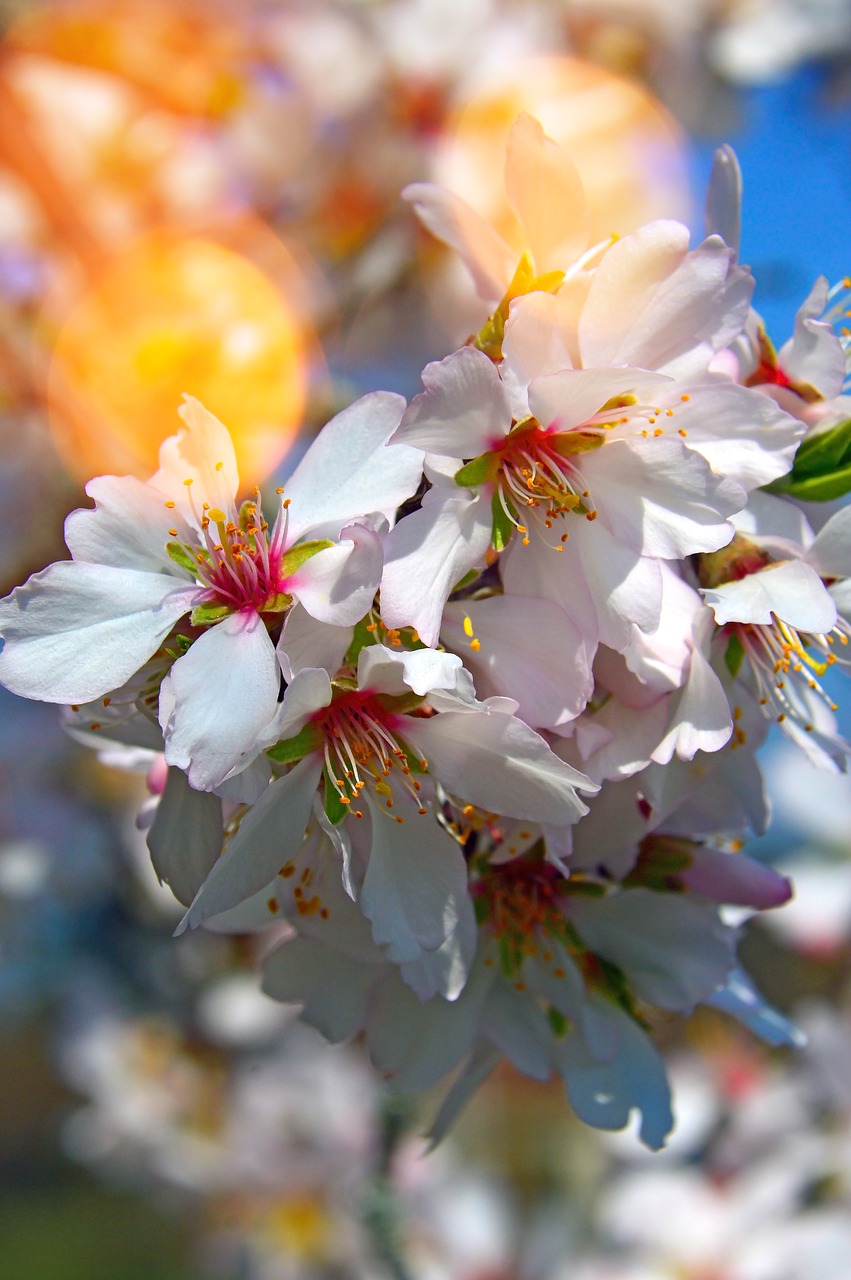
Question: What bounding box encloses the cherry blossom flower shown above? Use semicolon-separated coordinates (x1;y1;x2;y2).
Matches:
175;642;596;973
0;393;423;789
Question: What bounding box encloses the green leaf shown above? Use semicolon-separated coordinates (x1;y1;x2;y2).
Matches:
190;601;231;627
491;492;516;553
166;542;199;574
772;464;851;503
454;453;496;488
279;538;335;579
792;417;851;476
724;631;745;678
266;722;322;764
766;418;851;501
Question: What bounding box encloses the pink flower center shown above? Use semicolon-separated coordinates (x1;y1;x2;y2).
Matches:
314;690;427;820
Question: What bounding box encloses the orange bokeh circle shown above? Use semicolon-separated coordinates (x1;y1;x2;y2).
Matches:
45;229;310;483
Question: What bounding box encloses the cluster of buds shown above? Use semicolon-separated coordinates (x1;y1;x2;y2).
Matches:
1;117;849;1148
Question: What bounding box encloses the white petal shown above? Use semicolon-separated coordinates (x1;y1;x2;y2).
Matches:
528;367;671;434
481;983;552;1080
570;888;736;1011
147;767;223;906
152;396;239;515
704;559;837;631
380;482;492;647
259;666;332;748
442;595;593;728
65;474;192;572
809;504;851;580
584;436;742;558
393;347;512;458
505;519;663;652
504;113;589;274
262;938;379;1042
0;562;195;703
284;392;420;540
289;523;383;626
400;899;477;1001
366;959;493;1091
781;277;848;398
277;605;352;681
579;221;752;379
160;609;281;790
652;642;733;764
402;182;516;300
405;706;596;824
178;753;323;931
671;381;803;491
359;788;470;963
357;642;465;699
705;144;741;254
558;1000;673;1149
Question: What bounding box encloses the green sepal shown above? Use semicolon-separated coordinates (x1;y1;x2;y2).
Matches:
164;633;194;659
765;417;851;501
491;492;516;553
260;591;292;614
454;452;497;488
547;1007;569;1039
724;631;746;678
238;499;257;532
550;431;605;458
266;722;322;764
190;601;232;627
394;735;429;775
345;617;377;667
450;569;480;595
279;538;335;579
375;692;426;716
166;542;200;574
592;954;637;1016
322;768;349;826
498;932;519;977
562;877;606;898
472;252;565;361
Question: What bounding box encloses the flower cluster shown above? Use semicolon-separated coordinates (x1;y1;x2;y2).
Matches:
2;116;849;1149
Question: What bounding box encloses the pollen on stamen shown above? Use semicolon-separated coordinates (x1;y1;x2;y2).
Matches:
164;500;176;509
267;898;279;914
215;461;224;471
681;394;690;402
678;428;688;437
